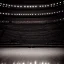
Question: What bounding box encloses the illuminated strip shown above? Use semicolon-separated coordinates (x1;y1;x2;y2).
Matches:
0;1;64;8
0;18;64;24
0;10;63;16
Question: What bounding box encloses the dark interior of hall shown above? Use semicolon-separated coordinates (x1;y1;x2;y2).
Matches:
0;0;64;47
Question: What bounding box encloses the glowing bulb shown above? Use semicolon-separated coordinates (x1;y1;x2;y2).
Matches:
24;5;26;8
8;13;10;15
30;6;32;8
5;13;8;15
45;5;46;7
62;10;64;12
14;5;16;7
51;12;54;14
17;5;19;8
27;14;29;15
17;62;20;64
1;63;3;64
13;62;15;64
48;62;50;64
30;62;32;64
56;12;58;13
35;14;37;15
0;3;2;5
32;5;34;8
47;13;48;15
50;4;52;7
42;13;43;15
32;14;33;15
53;3;55;5
11;5;13;7
30;14;32;15
22;62;25;64
38;14;40;15
0;5;1;6
20;5;22;7
8;5;10;6
42;5;44;7
3;3;5;6
27;6;29;8
49;13;51;14
40;13;42;15
45;62;48;64
19;14;21;15
5;5;8;7
34;61;37;64
47;5;49;7
39;5;41;7
4;62;6;64
59;11;60;13
35;5;37;7
0;3;2;6
54;12;55;14
59;2;61;3
0;12;2;14
42;62;44;64
60;19;61;20
56;3;58;4
23;14;25;15
11;13;13;15
17;14;18;15
21;14;22;15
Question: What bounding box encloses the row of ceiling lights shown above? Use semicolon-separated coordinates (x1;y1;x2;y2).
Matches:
0;61;51;64
0;1;64;8
0;18;64;23
0;10;63;16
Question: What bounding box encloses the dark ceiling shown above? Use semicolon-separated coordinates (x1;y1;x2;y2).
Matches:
0;0;63;4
